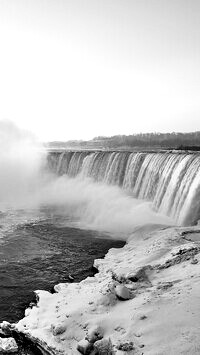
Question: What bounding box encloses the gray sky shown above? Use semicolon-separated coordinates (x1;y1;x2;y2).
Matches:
0;0;199;141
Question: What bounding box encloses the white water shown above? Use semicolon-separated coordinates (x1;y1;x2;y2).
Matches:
48;150;200;226
39;175;173;236
0;122;174;238
2;122;200;238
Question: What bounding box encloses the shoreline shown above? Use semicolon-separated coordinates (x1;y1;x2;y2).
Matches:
2;223;200;354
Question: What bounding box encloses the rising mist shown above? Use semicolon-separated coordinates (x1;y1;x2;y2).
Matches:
0;121;173;237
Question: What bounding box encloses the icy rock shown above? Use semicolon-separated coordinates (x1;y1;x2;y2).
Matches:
0;321;13;336
191;258;198;264
68;274;74;282
54;283;69;293
93;338;113;354
51;323;66;336
77;338;93;354
116;341;135;351
86;325;104;343
25;308;31;317
29;302;36;308
115;285;131;300
0;337;18;353
126;283;138;291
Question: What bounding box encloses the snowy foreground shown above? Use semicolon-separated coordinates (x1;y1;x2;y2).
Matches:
2;224;200;354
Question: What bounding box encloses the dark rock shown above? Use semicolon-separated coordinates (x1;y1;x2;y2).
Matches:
68;274;74;282
116;341;135;352
140;315;147;320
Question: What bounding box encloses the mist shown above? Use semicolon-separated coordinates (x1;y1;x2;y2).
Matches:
0;120;46;209
0;121;173;237
39;175;174;236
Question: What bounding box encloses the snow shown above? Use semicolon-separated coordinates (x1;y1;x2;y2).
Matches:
7;224;200;354
0;337;18;353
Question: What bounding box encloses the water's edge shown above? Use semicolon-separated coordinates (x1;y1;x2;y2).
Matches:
5;223;200;354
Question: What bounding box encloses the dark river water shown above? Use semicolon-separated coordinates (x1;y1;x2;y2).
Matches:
0;208;125;354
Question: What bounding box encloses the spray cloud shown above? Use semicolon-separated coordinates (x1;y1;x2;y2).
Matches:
0;120;173;237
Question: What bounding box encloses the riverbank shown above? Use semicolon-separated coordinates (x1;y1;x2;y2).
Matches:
2;224;200;354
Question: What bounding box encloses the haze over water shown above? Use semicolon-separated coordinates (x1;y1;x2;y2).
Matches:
0;121;173;238
0;121;173;328
0;122;127;329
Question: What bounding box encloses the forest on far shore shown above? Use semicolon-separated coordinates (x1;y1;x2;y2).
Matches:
47;131;200;151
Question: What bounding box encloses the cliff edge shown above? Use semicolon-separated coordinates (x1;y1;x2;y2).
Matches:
2;224;200;354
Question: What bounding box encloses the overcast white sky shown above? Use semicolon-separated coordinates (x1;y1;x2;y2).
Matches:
0;0;199;141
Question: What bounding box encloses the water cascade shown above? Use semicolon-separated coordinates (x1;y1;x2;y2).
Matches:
47;151;200;225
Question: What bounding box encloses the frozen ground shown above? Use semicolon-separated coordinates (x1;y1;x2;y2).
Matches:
3;224;200;355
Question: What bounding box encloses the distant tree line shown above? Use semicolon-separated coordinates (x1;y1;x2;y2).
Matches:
47;132;200;151
91;132;200;150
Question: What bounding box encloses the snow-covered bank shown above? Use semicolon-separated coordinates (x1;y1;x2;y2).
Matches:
2;224;200;354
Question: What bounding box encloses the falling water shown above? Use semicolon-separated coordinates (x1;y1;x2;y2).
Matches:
48;150;200;225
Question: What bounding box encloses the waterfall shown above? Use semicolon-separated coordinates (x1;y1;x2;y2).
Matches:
47;150;200;225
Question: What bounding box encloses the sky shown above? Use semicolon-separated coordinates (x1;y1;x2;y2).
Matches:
0;0;199;141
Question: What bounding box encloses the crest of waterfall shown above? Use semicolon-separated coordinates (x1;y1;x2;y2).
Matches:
47;150;200;226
